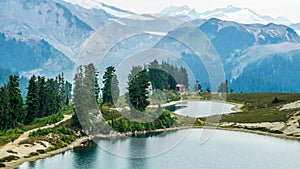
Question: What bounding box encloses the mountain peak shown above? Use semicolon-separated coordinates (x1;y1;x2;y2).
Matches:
161;5;194;17
62;0;134;17
161;5;291;25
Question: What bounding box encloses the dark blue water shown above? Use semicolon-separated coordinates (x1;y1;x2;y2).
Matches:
17;129;300;169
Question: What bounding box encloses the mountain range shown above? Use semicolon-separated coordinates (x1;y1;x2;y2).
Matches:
0;0;299;92
161;5;300;35
161;5;292;25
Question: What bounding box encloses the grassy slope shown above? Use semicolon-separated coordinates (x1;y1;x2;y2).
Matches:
0;108;73;147
219;93;300;123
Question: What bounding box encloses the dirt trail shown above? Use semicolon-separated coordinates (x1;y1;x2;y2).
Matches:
0;114;72;159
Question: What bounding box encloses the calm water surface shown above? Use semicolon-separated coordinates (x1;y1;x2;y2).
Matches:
17;129;300;169
166;101;235;117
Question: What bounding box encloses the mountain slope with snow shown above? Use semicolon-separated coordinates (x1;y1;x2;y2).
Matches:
0;0;97;60
161;5;292;25
62;0;134;17
153;18;300;92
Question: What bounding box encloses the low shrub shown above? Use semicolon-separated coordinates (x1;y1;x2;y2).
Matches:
0;155;20;163
24;152;39;158
36;149;46;154
6;150;18;154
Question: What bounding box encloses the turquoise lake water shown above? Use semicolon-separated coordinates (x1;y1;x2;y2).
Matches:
17;129;300;169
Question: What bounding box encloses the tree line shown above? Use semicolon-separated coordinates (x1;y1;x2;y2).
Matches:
73;61;187;132
148;60;188;90
0;73;71;130
126;60;188;113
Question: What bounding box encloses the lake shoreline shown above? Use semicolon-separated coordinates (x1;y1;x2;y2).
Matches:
4;137;90;169
5;100;298;168
8;125;300;169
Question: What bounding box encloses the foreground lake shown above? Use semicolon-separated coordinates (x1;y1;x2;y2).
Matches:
17;129;300;169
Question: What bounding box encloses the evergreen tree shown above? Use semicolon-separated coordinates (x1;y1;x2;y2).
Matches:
102;66;120;105
24;75;40;124
0;85;8;130
206;87;211;93
37;76;46;117
111;74;120;102
73;64;100;133
65;81;72;105
194;80;202;92
73;66;87;125
44;79;59;116
95;72;100;102
6;75;23;129
162;61;177;90
178;66;189;88
84;63;98;109
148;60;168;90
127;66;150;113
58;73;66;108
218;80;228;93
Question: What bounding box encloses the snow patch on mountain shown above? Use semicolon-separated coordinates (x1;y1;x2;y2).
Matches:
62;0;133;17
161;5;291;25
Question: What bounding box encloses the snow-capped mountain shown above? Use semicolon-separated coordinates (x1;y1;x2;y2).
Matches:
1;0;300;92
0;0;96;60
161;5;292;25
290;23;300;35
62;0;134;17
153;18;300;92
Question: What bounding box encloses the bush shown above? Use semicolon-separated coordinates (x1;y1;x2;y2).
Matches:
0;163;5;168
29;127;72;138
29;128;52;137
272;97;281;104
109;110;175;133
36;149;46;154
6;150;18;154
19;138;35;145
0;155;20;163
24;151;39;158
31;113;64;125
56;127;72;135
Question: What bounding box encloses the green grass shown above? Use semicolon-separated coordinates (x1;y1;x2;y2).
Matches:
219;93;300;123
183;92;212;100
99;106;176;133
0;107;73;147
18;123;78;154
0;128;24;147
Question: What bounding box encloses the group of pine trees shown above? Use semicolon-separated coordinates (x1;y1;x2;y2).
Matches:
0;75;23;130
24;73;71;124
0;73;71;130
126;60;189;113
148;60;188;90
74;60;188;115
73;64;100;130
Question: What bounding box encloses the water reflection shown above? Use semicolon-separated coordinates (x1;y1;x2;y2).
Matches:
72;142;98;169
17;129;300;169
127;137;147;168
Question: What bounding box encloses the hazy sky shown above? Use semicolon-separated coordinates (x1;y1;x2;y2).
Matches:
100;0;300;23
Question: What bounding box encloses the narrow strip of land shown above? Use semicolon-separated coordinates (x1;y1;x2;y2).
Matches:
0;114;73;168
